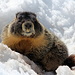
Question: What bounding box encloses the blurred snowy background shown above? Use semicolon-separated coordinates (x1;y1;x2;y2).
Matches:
0;0;75;75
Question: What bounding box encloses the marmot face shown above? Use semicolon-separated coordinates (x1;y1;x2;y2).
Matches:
10;12;43;38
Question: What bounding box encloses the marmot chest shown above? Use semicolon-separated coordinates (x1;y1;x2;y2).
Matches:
2;34;48;55
13;40;33;53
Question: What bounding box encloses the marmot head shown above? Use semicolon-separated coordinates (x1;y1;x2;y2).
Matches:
10;12;43;38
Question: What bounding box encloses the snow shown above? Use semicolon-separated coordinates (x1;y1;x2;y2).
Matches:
0;0;75;75
0;43;40;75
56;66;75;75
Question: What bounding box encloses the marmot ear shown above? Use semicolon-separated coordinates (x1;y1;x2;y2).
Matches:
28;12;37;19
16;12;21;18
31;12;36;17
16;12;37;19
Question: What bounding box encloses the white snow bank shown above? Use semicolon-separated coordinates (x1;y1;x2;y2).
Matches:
56;66;75;75
0;43;43;75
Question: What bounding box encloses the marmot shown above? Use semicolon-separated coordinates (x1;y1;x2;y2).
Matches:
1;12;68;71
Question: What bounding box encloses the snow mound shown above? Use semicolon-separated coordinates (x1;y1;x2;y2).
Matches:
0;43;43;75
56;66;75;75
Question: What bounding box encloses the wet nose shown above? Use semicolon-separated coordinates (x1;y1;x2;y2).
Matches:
24;23;32;29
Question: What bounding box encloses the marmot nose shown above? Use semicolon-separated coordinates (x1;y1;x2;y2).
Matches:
24;23;32;29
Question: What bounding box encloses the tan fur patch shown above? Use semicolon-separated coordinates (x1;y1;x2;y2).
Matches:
2;32;48;53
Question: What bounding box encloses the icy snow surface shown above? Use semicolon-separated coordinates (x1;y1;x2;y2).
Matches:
0;43;40;75
0;0;75;75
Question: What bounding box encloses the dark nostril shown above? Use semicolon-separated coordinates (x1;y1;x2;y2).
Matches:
25;23;32;29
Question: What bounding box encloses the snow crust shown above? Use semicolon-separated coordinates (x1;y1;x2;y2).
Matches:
56;66;75;75
0;43;41;75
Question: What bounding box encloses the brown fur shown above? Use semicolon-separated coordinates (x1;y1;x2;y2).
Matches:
63;54;75;68
1;12;68;71
2;32;48;54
